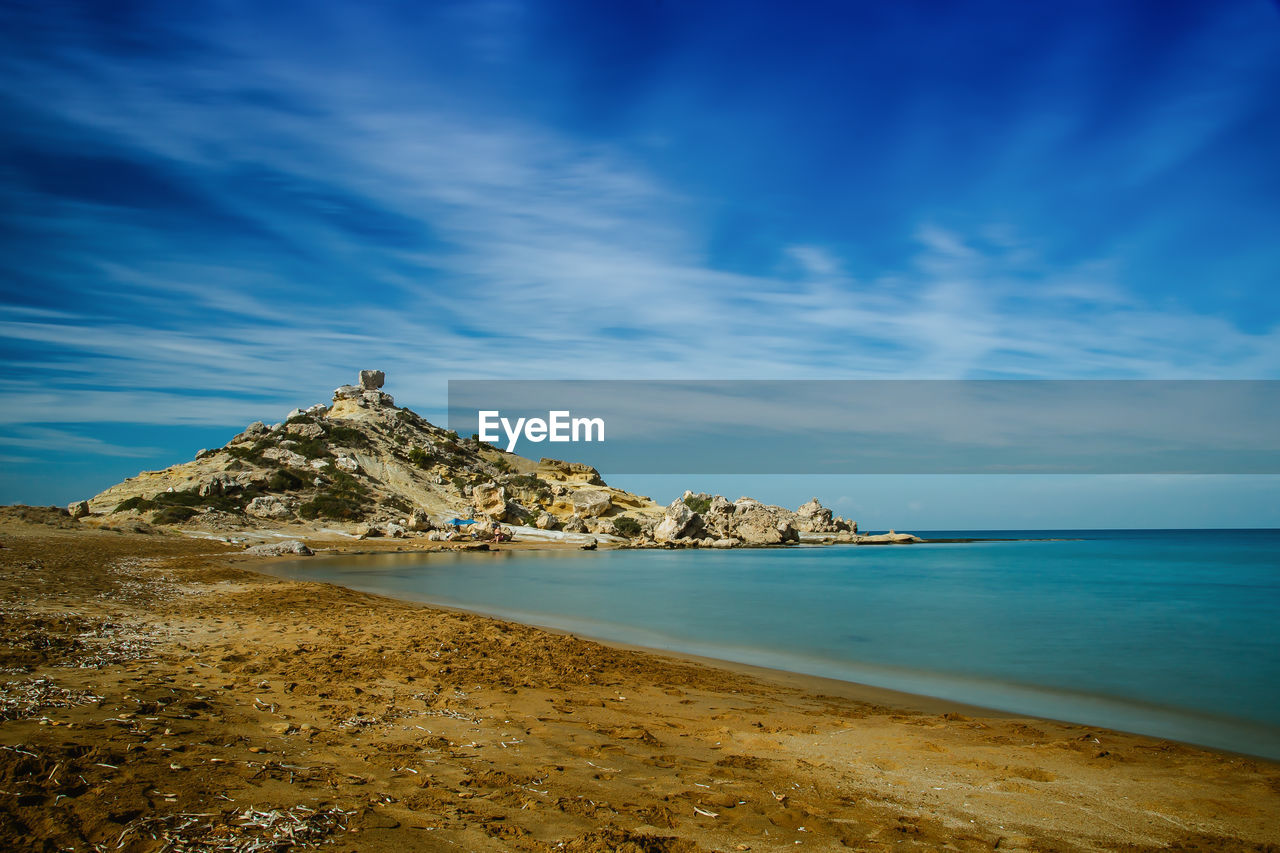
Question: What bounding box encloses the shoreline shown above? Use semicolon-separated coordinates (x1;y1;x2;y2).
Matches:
4;514;1279;851
253;548;1280;764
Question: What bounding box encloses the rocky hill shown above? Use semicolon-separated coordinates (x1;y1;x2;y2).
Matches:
79;371;657;537
74;370;870;547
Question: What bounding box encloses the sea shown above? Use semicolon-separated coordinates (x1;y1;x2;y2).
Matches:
266;529;1280;760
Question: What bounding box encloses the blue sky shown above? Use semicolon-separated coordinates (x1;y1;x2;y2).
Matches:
1;0;1278;525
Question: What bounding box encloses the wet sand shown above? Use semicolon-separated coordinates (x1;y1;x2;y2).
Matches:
2;511;1278;851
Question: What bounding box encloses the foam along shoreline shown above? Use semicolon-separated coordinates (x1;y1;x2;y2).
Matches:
258;548;1280;762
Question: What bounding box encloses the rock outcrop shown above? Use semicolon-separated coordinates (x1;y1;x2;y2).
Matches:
570;489;612;518
471;483;507;520
73;371;909;547
80;371;665;535
246;495;296;520
793;497;855;533
730;500;798;545
244;540;313;556
538;459;604;485
653;499;704;543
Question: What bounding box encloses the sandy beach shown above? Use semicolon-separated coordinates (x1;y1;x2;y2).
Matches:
2;509;1278;852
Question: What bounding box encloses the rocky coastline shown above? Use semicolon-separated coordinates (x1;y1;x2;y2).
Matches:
69;372;924;552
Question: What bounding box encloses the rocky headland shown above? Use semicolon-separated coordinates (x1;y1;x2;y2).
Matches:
71;371;918;550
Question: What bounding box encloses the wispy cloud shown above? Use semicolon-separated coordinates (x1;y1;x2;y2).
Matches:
0;2;1277;434
0;426;159;458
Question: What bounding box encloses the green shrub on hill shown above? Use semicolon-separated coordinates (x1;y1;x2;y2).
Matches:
152;506;197;524
289;437;332;460
226;439;275;464
152;490;203;508
297;471;370;520
683;495;711;514
267;469;307;491
326;425;369;447
613;516;642;538
115;496;156;513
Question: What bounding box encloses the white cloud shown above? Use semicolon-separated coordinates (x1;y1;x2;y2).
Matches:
1;29;1278;435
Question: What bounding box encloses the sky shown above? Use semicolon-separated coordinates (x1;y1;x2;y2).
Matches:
1;0;1278;526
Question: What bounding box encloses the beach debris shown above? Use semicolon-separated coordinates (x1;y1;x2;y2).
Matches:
114;805;356;852
0;677;103;721
337;713;381;731
693;806;720;818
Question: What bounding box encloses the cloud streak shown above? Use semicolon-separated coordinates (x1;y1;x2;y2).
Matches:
0;1;1277;505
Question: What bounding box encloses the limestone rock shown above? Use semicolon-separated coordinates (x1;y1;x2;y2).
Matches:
579;538;598;551
534;511;558;530
539;458;604;485
384;522;407;538
794;497;839;533
262;447;309;469
710;538;740;549
571;489;612;518
701;495;735;538
67;500;90;519
858;531;921;544
359;369;385;390
287;408;306;421
246;495;297;520
585;517;616;536
333;384;362;401
233;471;269;490
244;540;312;556
562;515;587;533
406;509;432;531
286;422;325;440
729;502;792;546
472;483;507;521
231;421;268;444
653;499;703;543
334;456;360;473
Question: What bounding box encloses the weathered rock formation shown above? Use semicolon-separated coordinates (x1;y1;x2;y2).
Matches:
471;482;507;521
74;371;902;546
653;499;704;543
79;370;664;536
570;489;612;518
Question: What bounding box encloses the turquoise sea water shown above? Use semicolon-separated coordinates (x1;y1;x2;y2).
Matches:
267;530;1280;760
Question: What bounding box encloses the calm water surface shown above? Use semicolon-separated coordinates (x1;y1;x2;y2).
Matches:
267;529;1280;759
